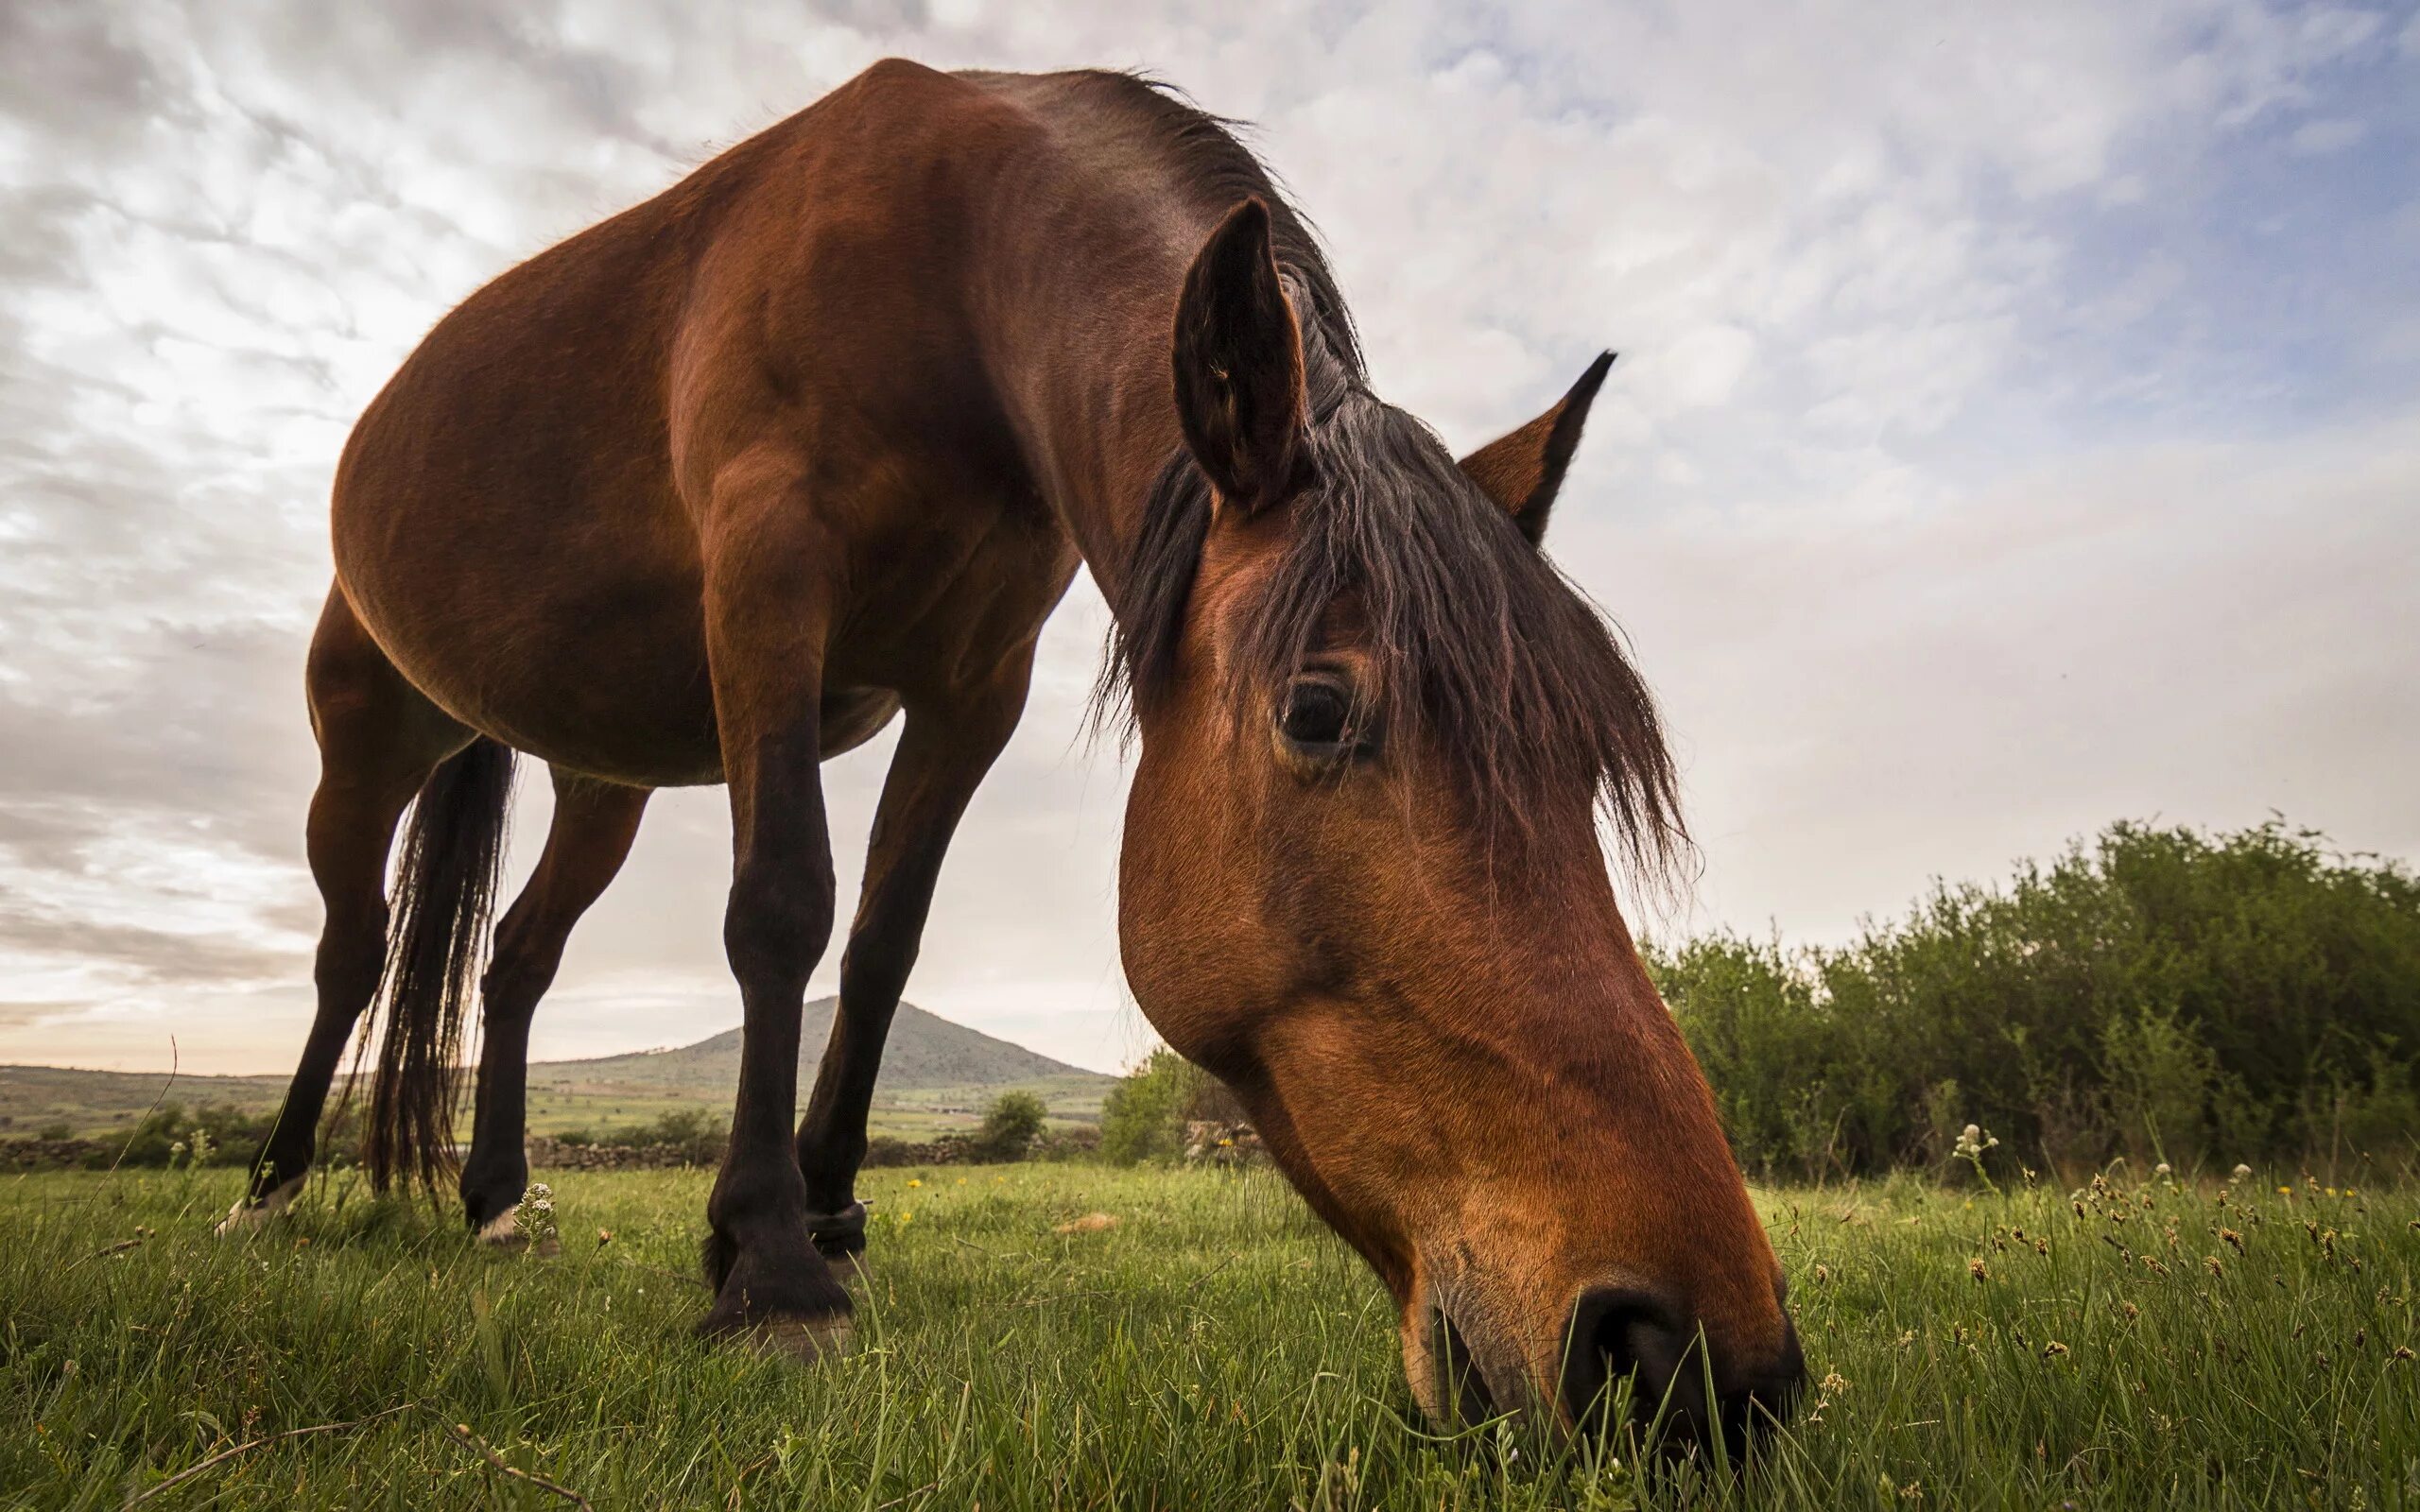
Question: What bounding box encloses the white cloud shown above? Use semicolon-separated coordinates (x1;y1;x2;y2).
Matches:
2290;116;2367;153
1652;324;1758;411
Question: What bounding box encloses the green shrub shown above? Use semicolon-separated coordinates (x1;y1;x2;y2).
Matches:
1654;818;2420;1185
1099;1049;1240;1165
973;1091;1047;1161
620;1108;727;1163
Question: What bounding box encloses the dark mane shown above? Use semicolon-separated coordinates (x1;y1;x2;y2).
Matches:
1090;79;1685;882
1085;70;1363;380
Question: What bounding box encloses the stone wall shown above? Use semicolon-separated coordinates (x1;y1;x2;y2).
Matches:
0;1138;112;1171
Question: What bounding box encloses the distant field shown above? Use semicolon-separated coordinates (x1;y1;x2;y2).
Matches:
1;998;1113;1142
516;1074;1111;1139
3;1164;2411;1508
0;1072;1106;1143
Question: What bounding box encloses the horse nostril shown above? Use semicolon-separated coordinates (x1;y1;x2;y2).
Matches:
1727;1308;1808;1438
1564;1290;1808;1457
1711;1348;1806;1457
1431;1309;1497;1424
1561;1286;1696;1436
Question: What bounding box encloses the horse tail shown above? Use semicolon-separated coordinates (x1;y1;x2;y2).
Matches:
360;736;516;1194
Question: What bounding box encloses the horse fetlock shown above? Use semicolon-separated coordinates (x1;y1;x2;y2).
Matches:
805;1199;869;1258
810;1206;874;1291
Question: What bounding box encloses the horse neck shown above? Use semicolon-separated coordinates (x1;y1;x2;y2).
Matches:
962;175;1214;599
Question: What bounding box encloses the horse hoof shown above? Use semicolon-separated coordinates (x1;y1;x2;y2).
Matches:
475;1212;526;1248
212;1175;303;1238
474;1212;561;1256
740;1315;854;1364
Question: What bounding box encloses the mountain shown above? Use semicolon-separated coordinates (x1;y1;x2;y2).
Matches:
527;998;1101;1096
1;998;1112;1137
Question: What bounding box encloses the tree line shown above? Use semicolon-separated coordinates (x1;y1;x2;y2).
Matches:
1654;818;2418;1184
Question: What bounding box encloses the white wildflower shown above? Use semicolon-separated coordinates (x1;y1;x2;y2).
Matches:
512;1182;560;1252
1952;1123;2001;1195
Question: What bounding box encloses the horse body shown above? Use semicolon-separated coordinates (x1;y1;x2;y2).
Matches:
233;60;1803;1448
331;62;1121;785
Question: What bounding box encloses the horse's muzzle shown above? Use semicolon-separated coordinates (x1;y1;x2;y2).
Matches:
1556;1284;1806;1454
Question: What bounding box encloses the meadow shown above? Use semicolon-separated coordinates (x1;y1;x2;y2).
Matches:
3;1161;2412;1509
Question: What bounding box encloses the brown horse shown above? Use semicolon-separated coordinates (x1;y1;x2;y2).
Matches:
218;61;1802;1446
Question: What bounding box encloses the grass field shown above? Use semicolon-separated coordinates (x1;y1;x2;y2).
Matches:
3;1162;2413;1509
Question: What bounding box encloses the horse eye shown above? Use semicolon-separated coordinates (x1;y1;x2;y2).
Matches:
1279;676;1359;753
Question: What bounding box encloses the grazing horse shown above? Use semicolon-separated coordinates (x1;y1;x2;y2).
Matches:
221;61;1803;1445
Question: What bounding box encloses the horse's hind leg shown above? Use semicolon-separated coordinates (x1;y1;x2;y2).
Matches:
459;770;650;1243
795;659;1032;1261
219;591;466;1234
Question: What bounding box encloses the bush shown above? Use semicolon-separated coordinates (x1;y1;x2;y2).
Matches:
1099;1049;1244;1165
91;1103;285;1169
972;1091;1047;1161
636;1108;728;1163
1653;818;2420;1184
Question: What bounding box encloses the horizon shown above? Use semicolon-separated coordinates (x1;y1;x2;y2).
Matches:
4;2;2416;1079
0;992;1115;1081
0;813;2384;1079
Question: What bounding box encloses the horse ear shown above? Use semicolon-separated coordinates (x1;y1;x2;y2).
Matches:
1458;352;1616;545
1172;198;1309;515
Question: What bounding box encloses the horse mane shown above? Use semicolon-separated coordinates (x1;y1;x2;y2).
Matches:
1083;71;1364;380
1087;75;1686;884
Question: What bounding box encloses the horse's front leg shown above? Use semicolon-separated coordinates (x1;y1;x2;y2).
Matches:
796;658;1034;1262
696;458;854;1357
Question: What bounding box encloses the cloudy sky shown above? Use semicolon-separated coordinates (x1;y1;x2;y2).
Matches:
2;1;2414;1078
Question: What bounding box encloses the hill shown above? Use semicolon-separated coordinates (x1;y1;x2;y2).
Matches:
0;998;1113;1139
536;998;1088;1095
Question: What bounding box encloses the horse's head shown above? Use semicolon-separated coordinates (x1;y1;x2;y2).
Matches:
1108;199;1803;1449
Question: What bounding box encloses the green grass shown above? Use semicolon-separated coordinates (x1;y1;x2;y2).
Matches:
2;1164;2412;1509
